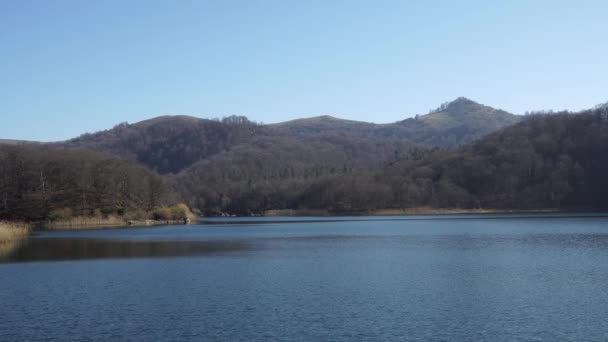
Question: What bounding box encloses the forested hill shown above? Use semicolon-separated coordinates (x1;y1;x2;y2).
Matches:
390;97;521;146
0;145;175;221
173;108;608;215
58;98;520;174
377;107;608;210
4;98;607;220
271;97;521;146
269;115;379;138
1;97;528;221
170;133;422;214
58;115;264;174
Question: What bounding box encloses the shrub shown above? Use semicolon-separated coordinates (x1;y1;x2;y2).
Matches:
152;207;172;220
0;222;30;242
49;208;73;221
152;204;195;221
124;209;148;221
170;203;189;220
92;208;103;218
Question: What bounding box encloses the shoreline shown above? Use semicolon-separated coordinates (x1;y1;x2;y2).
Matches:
1;208;603;233
0;203;198;232
39;218;193;231
262;208;562;217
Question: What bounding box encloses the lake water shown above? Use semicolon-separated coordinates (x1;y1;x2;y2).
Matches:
2;214;608;341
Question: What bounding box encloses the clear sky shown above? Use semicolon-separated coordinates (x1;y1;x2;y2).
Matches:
1;0;607;141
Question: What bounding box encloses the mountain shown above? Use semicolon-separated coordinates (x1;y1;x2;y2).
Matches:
58;115;264;174
0;97;538;216
391;97;521;146
270;115;379;137
3;97;606;219
59;98;518;175
174;107;608;214
376;107;608;210
185;106;608;214
272;97;522;146
42;97;525;214
167;98;522;214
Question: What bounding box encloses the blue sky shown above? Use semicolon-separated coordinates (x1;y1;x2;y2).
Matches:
1;0;607;141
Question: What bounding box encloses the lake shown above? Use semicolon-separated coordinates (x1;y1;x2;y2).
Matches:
2;214;608;341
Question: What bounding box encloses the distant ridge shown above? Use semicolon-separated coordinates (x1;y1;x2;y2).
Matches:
274;97;521;146
55;97;521;174
59;114;263;174
5;97;608;218
0;139;40;145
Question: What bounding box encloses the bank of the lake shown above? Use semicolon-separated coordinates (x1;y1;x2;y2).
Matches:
2;203;199;231
263;207;561;217
0;216;193;233
42;216;192;230
2;207;593;232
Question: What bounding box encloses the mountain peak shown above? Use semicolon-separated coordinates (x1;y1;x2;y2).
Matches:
308;115;340;121
447;96;479;107
444;97;484;115
405;97;520;134
429;97;482;115
273;115;356;126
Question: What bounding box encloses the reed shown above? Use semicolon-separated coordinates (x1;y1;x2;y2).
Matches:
0;221;30;242
45;216;126;230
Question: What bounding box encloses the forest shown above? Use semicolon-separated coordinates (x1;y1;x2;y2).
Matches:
1;99;607;221
0;146;175;221
173;108;608;214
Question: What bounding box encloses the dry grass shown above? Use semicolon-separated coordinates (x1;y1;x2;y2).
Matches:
45;216;126;230
0;221;30;242
152;203;197;222
46;212;196;231
369;207;559;215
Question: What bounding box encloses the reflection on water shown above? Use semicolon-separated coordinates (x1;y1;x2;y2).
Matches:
200;212;608;225
0;239;27;259
3;216;608;341
0;238;249;263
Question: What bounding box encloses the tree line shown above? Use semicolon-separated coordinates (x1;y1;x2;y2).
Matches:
174;108;608;214
1;107;607;221
0;146;174;221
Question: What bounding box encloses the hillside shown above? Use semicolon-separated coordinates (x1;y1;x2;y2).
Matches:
0;145;176;221
33;97;526;215
171;134;418;215
58;98;521;177
58;115;263;174
270;115;379;137
272;97;522;146
2;98;606;217
390;97;521;146
175;107;608;214
376;108;608;210
169;99;524;214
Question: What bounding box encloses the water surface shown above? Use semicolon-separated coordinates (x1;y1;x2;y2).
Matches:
1;214;608;341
